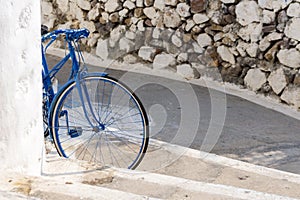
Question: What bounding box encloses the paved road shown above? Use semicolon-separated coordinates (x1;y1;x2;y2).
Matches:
48;55;300;175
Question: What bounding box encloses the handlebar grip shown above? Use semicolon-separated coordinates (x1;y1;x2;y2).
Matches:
41;28;90;42
69;28;90;40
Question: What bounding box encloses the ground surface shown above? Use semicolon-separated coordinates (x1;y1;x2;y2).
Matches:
47;53;300;175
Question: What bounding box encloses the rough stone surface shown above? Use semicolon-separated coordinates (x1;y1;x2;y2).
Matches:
77;0;91;11
153;53;176;69
246;43;258;58
105;0;121;12
259;38;271;52
163;9;181;28
136;0;144;7
264;42;281;62
80;21;96;33
196;33;212;48
124;1;136;10
137;20;145;31
284;18;300;41
236;41;248;57
262;10;275;24
193;14;209;24
176;3;191;18
185;19;195;32
190;0;207;13
236;1;260;26
258;0;289;12
171;34;182;47
294;73;300;86
87;33;100;47
266;32;283;41
138;46;157;61
143;7;158;19
96;39;109;60
281;86;300;108
42;1;53;16
125;31;136;40
56;0;69;13
154;0;165;11
217;45;235;64
277;49;300;69
238;23;262;42
144;0;153;6
109;12;119;23
287;3;300;17
220;0;235;4
88;3;100;21
165;0;178;6
119;9;129;18
123;54;138;64
177;53;188;63
268;68;288;95
244;69;266;91
176;64;200;79
119;37;135;53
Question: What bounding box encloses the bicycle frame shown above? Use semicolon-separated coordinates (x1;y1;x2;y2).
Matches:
42;39;80;101
42;29;107;133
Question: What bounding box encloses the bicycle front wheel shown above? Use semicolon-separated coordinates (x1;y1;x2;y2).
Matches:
49;75;149;169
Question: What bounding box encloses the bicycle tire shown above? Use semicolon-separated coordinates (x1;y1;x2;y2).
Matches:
49;75;149;169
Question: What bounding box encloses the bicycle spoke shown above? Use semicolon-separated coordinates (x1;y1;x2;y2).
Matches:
50;76;148;169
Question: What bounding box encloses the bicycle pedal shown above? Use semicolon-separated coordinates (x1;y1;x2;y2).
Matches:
69;127;83;138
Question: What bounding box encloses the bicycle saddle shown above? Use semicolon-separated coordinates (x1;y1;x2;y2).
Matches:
41;25;48;35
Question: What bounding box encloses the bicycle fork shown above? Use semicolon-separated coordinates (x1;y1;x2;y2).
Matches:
76;75;105;132
59;75;106;138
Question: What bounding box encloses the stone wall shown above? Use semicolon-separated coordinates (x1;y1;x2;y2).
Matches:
42;0;300;109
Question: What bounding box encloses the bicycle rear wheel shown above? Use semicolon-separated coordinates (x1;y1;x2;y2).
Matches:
49;75;149;169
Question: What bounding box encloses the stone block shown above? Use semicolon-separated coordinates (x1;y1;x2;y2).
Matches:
281;86;300;108
176;3;191;18
153;53;176;69
163;9;181;28
284;18;300;41
277;49;300;69
177;64;200;79
105;0;121;13
193;13;209;24
236;1;260;26
217;45;235;64
196;33;212;48
287;3;300;17
96;39;109;60
244;68;266;91
190;0;207;13
77;0;91;10
268;68;288;94
138;46;157;61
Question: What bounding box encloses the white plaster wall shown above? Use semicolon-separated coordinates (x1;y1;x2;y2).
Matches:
0;1;43;175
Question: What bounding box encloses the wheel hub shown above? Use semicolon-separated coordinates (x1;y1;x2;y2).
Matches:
93;124;105;132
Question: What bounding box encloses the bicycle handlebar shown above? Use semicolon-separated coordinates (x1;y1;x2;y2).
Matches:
42;28;90;42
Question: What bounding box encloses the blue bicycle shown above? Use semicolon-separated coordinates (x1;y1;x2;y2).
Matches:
42;27;149;169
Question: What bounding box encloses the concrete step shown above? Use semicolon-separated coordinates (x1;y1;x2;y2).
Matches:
136;140;300;199
2;164;297;200
2;140;300;199
106;169;299;200
0;171;159;200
